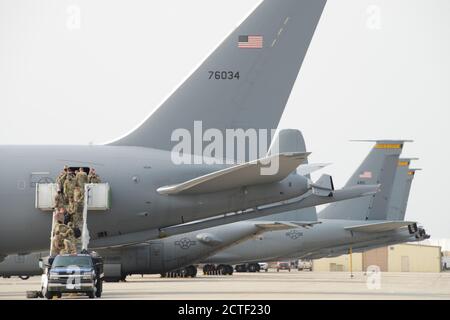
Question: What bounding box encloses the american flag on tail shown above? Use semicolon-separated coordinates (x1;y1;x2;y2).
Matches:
359;171;373;179
238;35;263;49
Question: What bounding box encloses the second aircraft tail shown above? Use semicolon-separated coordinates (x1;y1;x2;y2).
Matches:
319;141;407;221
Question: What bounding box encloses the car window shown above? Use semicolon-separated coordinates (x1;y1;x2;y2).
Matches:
52;256;92;268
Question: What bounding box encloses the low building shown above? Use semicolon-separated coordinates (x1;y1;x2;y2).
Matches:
312;243;442;273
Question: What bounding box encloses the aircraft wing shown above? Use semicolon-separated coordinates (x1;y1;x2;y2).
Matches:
344;221;416;233
157;152;310;195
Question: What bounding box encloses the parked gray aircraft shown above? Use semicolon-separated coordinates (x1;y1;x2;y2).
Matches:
300;161;426;260
0;0;330;257
201;140;429;270
0;130;378;279
0;221;295;280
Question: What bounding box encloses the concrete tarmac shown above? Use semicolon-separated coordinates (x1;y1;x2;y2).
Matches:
1;270;449;300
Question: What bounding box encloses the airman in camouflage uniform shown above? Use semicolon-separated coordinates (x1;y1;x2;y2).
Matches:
56;166;69;193
88;168;101;183
66;199;76;222
63;173;76;203
73;186;83;203
54;191;65;210
53;207;65;225
69;200;83;228
67;222;79;252
60;224;77;254
51;232;64;256
76;167;88;191
55;222;69;236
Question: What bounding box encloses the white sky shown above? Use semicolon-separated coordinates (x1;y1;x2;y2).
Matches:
1;0;449;238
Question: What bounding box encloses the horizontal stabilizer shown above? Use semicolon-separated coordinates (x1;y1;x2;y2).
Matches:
157;152;309;195
297;163;330;176
344;221;416;233
311;174;334;197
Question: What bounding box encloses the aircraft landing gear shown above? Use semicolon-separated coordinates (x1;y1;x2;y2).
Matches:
202;264;233;276
161;265;198;278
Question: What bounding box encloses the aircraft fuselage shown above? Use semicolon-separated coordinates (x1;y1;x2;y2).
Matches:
0;145;308;255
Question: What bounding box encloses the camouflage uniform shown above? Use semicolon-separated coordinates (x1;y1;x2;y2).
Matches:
61;238;76;255
88;171;101;183
66;200;77;222
76;170;88;191
53;208;65;225
63;175;76;203
61;227;77;254
73;186;83;203
54;192;65;209
56;171;67;193
67;222;79;253
55;223;70;237
71;201;83;229
51;232;64;256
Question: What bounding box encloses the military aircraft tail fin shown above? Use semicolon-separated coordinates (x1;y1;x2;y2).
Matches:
108;0;327;159
268;129;307;155
386;159;420;221
319;140;408;221
257;128;319;221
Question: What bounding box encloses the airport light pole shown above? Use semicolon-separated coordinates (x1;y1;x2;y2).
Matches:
349;246;354;278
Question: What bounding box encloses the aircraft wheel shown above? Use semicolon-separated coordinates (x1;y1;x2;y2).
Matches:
217;265;226;275
202;265;209;275
226;265;234;275
179;268;188;278
187;265;197;277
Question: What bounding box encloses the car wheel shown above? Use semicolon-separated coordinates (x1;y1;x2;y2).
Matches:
44;290;54;300
88;292;95;299
248;264;257;272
